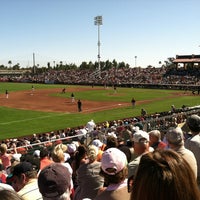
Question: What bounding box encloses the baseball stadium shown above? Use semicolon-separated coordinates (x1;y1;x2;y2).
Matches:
0;59;200;199
1;1;200;198
0;59;199;141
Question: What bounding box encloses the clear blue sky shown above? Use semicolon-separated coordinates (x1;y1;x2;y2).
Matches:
1;0;200;68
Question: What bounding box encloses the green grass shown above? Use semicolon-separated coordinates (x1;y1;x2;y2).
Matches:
0;82;62;92
0;82;199;140
55;87;171;102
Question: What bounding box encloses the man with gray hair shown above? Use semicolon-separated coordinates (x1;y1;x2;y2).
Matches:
185;114;200;186
166;127;197;179
148;129;167;150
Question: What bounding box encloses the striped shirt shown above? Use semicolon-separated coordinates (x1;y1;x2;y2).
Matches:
18;178;42;200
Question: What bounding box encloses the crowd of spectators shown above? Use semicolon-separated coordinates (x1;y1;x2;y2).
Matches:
0;65;200;199
0;105;199;199
1;66;200;89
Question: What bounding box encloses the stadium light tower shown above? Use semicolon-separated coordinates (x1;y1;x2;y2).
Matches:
94;15;103;77
135;56;137;68
33;52;36;74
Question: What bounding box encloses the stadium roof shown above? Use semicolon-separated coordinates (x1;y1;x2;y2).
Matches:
173;58;200;63
173;54;200;63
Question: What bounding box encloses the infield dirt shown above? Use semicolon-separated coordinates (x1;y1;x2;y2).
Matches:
0;87;188;113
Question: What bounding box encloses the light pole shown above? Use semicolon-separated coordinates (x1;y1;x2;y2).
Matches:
94;16;103;78
33;53;36;74
135;56;137;68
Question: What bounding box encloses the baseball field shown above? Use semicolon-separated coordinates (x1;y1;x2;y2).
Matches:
0;82;199;140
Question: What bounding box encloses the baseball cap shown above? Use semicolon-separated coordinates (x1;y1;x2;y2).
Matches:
33;150;40;157
12;153;22;162
134;122;143;130
101;148;127;175
133;130;149;143
92;139;103;148
107;132;117;138
10;161;33;177
38;163;71;198
67;143;77;153
166;127;184;145
186;114;200;132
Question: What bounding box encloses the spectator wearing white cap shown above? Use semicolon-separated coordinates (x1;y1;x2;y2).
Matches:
33;150;40;158
94;148;130;200
76;127;88;143
128;130;152;179
92;139;104;161
92;139;103;149
12;154;22;163
86;119;96;133
185;114;200;186
166;127;197;179
66;143;77;169
67;143;77;155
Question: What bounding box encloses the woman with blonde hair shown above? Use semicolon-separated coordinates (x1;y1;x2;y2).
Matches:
130;149;200;200
51;144;74;198
0;144;12;171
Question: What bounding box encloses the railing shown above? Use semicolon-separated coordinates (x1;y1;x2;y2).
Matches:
7;105;200;154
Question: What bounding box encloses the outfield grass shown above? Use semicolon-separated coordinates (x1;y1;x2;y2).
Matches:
0;82;199;140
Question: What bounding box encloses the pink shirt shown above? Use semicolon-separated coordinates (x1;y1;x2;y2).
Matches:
0;154;11;169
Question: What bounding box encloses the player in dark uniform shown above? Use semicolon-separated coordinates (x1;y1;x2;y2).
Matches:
114;85;117;93
131;98;136;108
71;93;75;103
77;99;82;112
61;88;66;93
5;90;9;99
